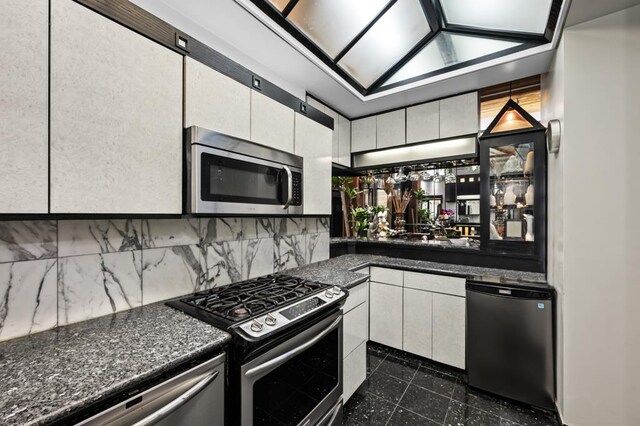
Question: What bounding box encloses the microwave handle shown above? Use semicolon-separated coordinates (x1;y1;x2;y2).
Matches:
282;166;293;209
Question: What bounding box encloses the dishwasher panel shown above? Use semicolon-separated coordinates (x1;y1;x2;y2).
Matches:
77;352;225;426
466;282;555;410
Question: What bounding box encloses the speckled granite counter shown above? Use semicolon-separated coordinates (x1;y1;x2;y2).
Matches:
289;254;547;290
330;237;482;251
0;303;230;426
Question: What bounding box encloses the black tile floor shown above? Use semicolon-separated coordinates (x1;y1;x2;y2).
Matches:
343;343;559;426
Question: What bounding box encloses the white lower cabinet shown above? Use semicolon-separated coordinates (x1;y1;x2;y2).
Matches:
344;300;368;356
343;341;366;402
403;288;433;359
342;281;369;403
369;282;403;350
432;293;466;369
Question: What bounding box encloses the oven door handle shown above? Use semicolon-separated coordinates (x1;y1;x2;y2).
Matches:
282;165;293;209
131;370;219;426
245;316;341;379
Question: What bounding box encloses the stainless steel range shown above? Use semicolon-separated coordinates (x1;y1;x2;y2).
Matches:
167;274;347;426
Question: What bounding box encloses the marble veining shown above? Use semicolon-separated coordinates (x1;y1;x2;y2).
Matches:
242;238;274;279
201;217;242;243
242;217;274;240
306;232;330;264
0;221;57;264
58;219;141;257
142;218;199;249
0;259;57;341
274;217;306;236
58;251;143;326
202;241;242;287
274;235;306;272
142;245;204;304
305;217;330;234
0;303;230;426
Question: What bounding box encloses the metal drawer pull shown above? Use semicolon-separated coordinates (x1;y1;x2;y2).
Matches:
245;317;341;378
131;370;219;426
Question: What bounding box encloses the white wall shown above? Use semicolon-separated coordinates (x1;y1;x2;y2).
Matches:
542;5;640;425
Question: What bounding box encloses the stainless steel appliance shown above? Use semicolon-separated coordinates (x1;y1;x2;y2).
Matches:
76;353;225;425
168;274;347;426
186;126;303;215
466;280;555;410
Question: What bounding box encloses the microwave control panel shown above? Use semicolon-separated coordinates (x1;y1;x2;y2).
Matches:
292;172;302;206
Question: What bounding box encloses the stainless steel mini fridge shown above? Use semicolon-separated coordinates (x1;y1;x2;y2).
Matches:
466;281;555;410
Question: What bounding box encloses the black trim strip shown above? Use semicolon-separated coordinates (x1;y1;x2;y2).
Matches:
281;0;299;18
71;0;333;130
47;0;51;213
333;0;398;63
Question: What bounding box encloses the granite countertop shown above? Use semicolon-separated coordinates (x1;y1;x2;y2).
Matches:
0;303;230;426
289;254;547;290
330;237;482;251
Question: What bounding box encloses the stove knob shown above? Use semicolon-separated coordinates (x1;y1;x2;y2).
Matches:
325;289;334;299
332;286;341;295
250;319;263;332
265;313;277;326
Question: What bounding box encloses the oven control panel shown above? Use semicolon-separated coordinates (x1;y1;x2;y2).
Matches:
238;285;345;338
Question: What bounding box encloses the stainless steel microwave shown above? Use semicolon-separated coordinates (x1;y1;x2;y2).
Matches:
186;126;303;215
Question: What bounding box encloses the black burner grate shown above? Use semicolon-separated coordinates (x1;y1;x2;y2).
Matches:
181;274;327;322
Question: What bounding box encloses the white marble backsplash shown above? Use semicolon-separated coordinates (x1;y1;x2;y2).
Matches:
0;216;329;341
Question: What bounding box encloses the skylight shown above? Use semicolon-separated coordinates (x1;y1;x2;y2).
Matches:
252;0;563;95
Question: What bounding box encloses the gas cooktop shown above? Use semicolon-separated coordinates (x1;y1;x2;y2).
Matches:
167;274;347;340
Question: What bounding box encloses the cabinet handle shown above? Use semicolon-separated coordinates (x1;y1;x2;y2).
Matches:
282;165;293;209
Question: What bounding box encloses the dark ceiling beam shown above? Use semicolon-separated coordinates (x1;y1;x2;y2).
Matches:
281;0;299;18
333;0;398;63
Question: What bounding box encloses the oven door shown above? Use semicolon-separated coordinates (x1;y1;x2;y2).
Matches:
240;312;343;426
192;144;303;215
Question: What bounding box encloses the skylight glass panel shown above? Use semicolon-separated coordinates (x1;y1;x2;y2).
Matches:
288;0;391;58
440;0;553;34
337;0;431;88
383;32;521;87
266;0;289;12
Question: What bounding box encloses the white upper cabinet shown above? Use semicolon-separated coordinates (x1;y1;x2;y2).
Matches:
439;92;479;139
50;0;183;214
0;0;48;213
294;113;332;215
251;91;294;153
337;114;352;167
376;110;406;149
184;57;251;140
351;116;376;152
323;106;340;160
407;101;439;144
305;96;325;112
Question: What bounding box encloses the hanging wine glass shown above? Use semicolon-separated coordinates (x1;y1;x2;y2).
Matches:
445;168;456;184
385;175;396;185
409;166;420;182
396;167;408;182
420;169;433;181
433;170;444;183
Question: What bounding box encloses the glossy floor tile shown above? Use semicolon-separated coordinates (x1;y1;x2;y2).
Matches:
343;343;559;426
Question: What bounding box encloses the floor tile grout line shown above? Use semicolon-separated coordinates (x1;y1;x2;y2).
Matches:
384;366;419;426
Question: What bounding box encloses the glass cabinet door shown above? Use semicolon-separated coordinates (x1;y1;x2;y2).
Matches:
488;141;535;242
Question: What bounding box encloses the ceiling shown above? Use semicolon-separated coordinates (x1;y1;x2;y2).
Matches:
249;0;560;96
565;0;640;27
128;0;632;117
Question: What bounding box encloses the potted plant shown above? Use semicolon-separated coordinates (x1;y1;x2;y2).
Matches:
350;207;369;238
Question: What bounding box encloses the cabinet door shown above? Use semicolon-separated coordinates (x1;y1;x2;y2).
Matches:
343;341;366;402
337;115;351;167
432;293;466;369
344;300;368;357
407;101;439;144
351;116;376;152
294;113;332;215
439;92;479;139
251;91;294;153
369;282;403;350
185;58;250;139
0;0;48;213
376;110;406;149
403;288;433;359
50;0;182;214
